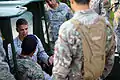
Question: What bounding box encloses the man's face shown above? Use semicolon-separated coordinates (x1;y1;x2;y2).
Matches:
46;0;57;8
70;0;75;11
17;24;28;39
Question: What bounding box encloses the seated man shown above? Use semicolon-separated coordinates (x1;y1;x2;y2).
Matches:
8;18;53;65
17;35;51;80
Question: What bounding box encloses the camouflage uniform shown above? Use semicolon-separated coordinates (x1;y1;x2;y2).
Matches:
114;6;120;53
52;9;115;80
89;0;106;16
0;37;16;80
17;55;45;80
8;35;49;64
89;0;110;27
45;2;73;42
110;0;120;52
111;0;119;12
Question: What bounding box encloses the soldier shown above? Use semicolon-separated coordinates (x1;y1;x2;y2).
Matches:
8;18;53;65
17;35;52;80
111;0;120;53
89;0;111;26
0;31;16;80
114;6;120;53
111;0;119;12
89;0;106;16
45;0;73;51
52;0;115;80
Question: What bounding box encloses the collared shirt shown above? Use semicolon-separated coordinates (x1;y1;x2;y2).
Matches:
45;2;73;42
52;9;115;80
8;35;49;64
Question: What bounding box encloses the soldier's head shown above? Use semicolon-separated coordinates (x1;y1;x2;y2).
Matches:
16;18;28;41
45;0;59;9
21;35;38;57
70;0;90;11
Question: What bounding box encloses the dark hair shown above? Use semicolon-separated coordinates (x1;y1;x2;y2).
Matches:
74;0;90;4
45;0;59;3
16;18;28;28
21;35;38;55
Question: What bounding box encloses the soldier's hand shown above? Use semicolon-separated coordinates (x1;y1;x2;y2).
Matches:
48;55;54;65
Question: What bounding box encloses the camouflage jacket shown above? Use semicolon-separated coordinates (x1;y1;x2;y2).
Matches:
110;0;120;52
111;0;119;11
0;37;16;80
52;9;115;80
45;2;73;42
90;0;106;16
17;55;44;80
8;35;49;64
114;8;120;52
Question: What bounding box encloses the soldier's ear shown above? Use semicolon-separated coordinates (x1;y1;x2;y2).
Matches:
70;0;74;4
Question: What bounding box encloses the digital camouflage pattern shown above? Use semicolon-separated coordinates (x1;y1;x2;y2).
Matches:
114;6;120;52
111;0;119;9
0;37;16;80
0;36;6;61
110;0;120;52
45;2;73;42
8;35;49;64
52;9;115;80
0;71;16;80
90;0;106;16
17;55;44;80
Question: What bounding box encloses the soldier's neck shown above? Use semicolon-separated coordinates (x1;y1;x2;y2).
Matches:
19;35;24;41
74;4;89;12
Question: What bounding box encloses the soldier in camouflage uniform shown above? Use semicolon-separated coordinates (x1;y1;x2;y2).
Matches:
45;0;73;51
114;6;120;53
17;35;51;80
89;0;111;27
52;0;115;80
0;31;16;80
111;0;120;53
111;0;119;12
89;0;106;16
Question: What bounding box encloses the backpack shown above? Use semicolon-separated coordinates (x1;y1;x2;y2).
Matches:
71;17;108;80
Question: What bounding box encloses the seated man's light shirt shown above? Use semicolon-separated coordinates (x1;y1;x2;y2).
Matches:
8;35;49;63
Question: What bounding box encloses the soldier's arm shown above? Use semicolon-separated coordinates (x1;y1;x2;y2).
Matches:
66;8;73;20
100;25;116;79
64;3;73;20
52;24;72;80
44;3;50;22
37;50;49;65
35;35;49;64
8;44;13;60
